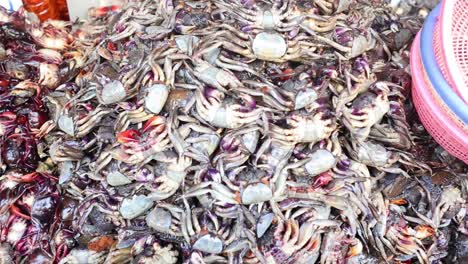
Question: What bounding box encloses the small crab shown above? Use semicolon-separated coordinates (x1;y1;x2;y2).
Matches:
190;59;244;93
207;23;317;63
58;105;112;138
114;102;154;133
182;178;274;206
269;110;336;145
39;63;60;88
146;156;192;201
213;126;260;170
432;186;464;228
0;112;16;137
195;88;263;129
136;240;179;264
0;213;28;247
168;114;220;163
343;139;429;177
341;82;390;140
215;0;301;33
146;203;185;241
111;116;171;165
386;225;429;264
26;19;72;50
369;123;412;150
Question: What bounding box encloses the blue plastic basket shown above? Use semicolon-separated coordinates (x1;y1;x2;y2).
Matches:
420;3;468;125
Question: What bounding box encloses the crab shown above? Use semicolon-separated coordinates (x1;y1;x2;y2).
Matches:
269;110;336;145
48;139;85;163
432;186;464;228
255;137;295;171
0;111;16;137
369;123;412;150
25;19;72;50
57;105;112;138
181;177;276;206
343;139;429;177
386;225;430;264
114;103;155;133
300;13;341;33
365;192;397;260
205;23;317;63
341;82;390;140
236;81;296;112
137;240;178;264
189;59;244;93
111;116;171;165
146;203;186;242
58;248;107;264
213;126;260;170
301;22;376;59
214;0;301;33
91;74;138;105
263;215;340;264
195;88;263;129
9;80;41;98
0;213;28;247
168;114;220;163
39;63;60;88
145;156;192;201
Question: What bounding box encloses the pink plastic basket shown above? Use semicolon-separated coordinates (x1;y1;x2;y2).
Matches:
433;0;468;103
411;32;468;163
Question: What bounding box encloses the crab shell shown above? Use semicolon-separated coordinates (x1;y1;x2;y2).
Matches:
120;195;154;220
295;89;318;110
146;207;172;231
242;182;273;204
106;170;132;186
252;32;287;60
98;80;126;105
304;149;336;176
257;213;275;238
144;84;169;114
193;234;223;254
356;141;391;167
57;114;75;136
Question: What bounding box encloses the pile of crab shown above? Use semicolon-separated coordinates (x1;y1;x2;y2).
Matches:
1;0;467;263
0;6;87;263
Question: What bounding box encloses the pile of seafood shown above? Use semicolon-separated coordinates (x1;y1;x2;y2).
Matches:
1;0;467;263
0;7;85;263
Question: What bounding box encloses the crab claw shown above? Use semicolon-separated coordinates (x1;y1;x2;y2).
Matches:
346;239;363;258
7;172;39;183
313;171;333;188
414;225;435;239
117;129;141;143
142;116;165;133
390;199;408;205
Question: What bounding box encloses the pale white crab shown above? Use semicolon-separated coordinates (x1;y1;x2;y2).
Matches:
195;88;263;129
